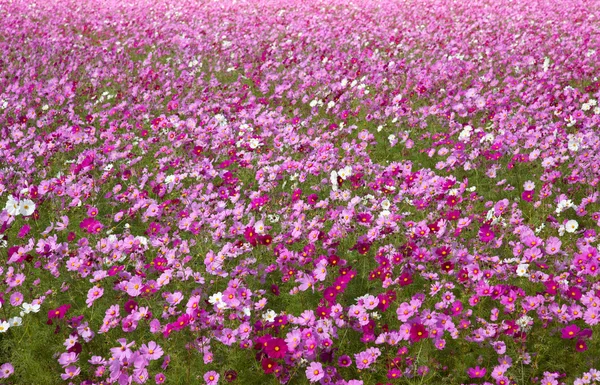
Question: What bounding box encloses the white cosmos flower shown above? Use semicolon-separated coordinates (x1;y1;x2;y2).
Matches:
8;317;22;327
330;171;339;191
18;199;36;216
22;303;40;314
135;236;148;246
379;210;391;218
0;321;9;333
5;195;19;216
262;309;277;323
516;263;529;277
516;315;533;331
565;220;579;233
208;292;223;305
337;166;352;180
568;138;580;152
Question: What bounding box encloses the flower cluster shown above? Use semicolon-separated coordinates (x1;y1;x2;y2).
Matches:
1;0;600;384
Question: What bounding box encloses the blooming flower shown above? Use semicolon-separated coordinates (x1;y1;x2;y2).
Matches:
18;199;36;216
410;323;428;342
306;362;324;382
265;338;287;359
561;324;580;339
0;321;10;333
565;220;579;233
0;363;14;379
204;370;219;385
86;287;104;307
516;264;529;277
467;366;487;378
4;196;19;216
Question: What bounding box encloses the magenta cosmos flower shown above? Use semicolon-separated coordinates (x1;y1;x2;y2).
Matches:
410;323;428;342
575;340;588;352
478;224;495;242
561;324;580;339
467;366;487;378
155;372;166;384
338;355;352;367
265;338;287;359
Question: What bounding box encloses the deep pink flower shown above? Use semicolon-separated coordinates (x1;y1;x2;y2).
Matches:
387;368;402;379
410;323;428;342
561;324;580;339
265;338;287;359
575;339;588;352
567;287;582;300
17;224;30;238
261;358;278;374
48;304;71;320
479;225;495;242
338;355;352;367
467;366;487;378
399;272;413;287
521;190;534;202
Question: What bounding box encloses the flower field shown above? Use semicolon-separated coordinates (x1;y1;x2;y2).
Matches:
2;0;600;384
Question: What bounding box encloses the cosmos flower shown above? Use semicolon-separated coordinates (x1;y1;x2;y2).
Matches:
410;323;428;342
479;225;496;243
265;338;287;359
561;324;580;339
305;362;324;382
204;371;219;385
4;196;19;216
18;199;36;216
0;363;14;379
565;220;579;233
467;366;487;378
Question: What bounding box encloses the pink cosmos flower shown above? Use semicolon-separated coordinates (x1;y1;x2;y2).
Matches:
0;363;14;378
204;371;219;385
86;286;104;307
60;365;80;380
305;362;324;382
9;292;23;307
48;304;71;320
155;372;166;384
521;190;534;202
